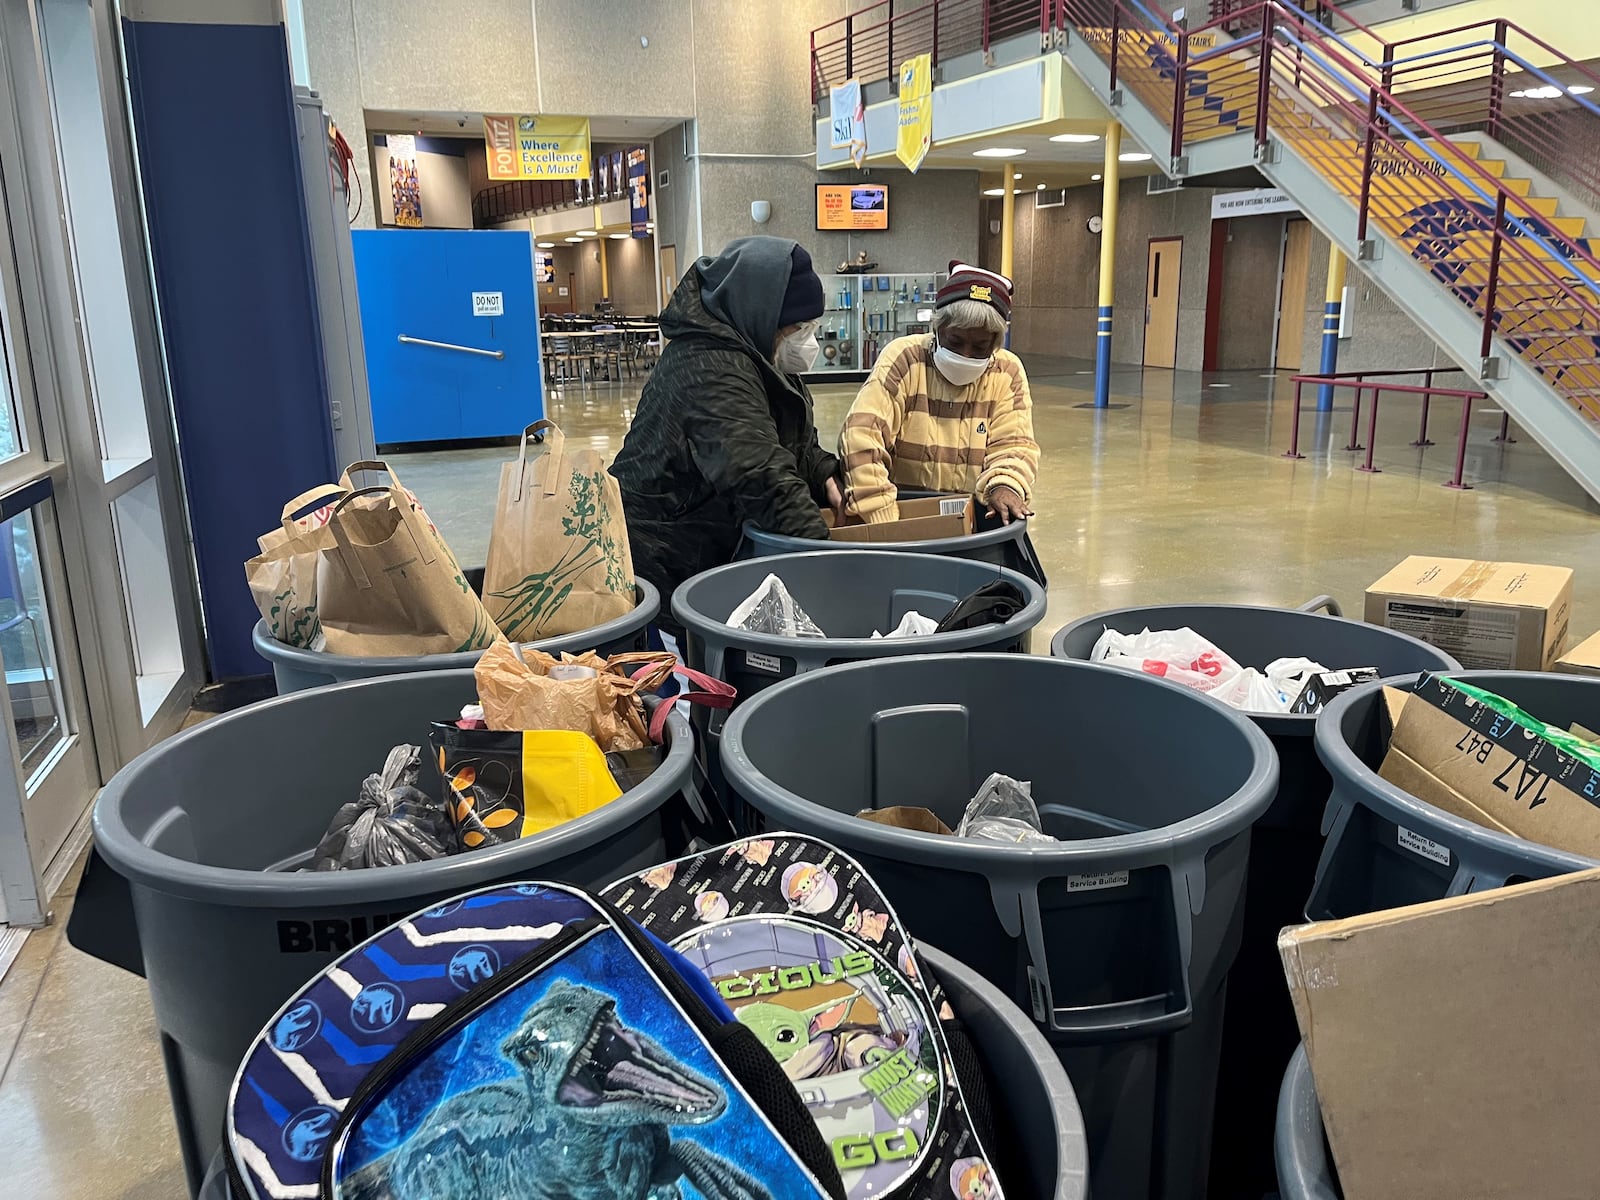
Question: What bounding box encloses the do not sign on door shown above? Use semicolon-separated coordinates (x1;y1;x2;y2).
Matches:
472;291;504;317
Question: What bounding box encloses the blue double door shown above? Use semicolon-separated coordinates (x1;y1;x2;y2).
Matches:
354;229;543;445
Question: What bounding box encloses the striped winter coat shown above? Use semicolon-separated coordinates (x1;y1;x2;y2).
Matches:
838;334;1040;523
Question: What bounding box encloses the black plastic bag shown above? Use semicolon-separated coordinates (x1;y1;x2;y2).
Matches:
309;744;456;870
934;579;1028;632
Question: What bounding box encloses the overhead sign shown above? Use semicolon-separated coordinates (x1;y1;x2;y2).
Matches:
830;80;866;168
896;54;933;173
1211;188;1299;218
472;291;504;317
484;114;592;181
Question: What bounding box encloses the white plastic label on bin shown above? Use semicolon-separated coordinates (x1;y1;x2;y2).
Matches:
1067;869;1131;893
745;650;783;674
1397;825;1452;866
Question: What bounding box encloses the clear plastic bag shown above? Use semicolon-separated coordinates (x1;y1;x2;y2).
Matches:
872;610;939;639
308;744;456;870
956;772;1058;844
725;574;826;638
1090;626;1244;694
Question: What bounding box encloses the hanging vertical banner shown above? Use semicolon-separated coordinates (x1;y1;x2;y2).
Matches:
896;54;934;173
535;249;554;284
610;151;625;201
598;153;611;196
387;134;423;227
483;114;592;180
627;146;651;237
830;79;867;168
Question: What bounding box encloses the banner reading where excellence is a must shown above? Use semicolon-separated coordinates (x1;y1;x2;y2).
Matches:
484;115;592;181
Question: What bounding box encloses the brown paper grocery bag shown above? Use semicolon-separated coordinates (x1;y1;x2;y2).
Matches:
473;640;673;751
245;483;349;648
317;486;502;657
482;420;636;641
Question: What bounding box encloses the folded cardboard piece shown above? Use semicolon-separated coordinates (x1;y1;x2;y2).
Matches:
1555;628;1600;678
1280;867;1600;1200
1364;555;1573;671
825;494;975;544
1378;676;1600;856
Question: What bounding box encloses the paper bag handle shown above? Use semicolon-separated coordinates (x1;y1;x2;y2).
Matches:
513;420;567;502
327;486;437;590
280;484;349;532
339;459;408;494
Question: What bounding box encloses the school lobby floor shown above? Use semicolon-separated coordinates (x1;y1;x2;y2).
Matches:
0;354;1596;1198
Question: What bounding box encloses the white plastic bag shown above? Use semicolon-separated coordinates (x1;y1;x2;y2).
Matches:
956;773;1058;844
725;574;826;638
872;610;939;639
1090;626;1243;695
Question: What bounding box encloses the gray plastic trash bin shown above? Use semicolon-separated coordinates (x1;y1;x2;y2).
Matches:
1276;1043;1341;1200
738;490;1047;586
720;653;1279;1200
921;942;1090;1199
1052;598;1457;1197
199;1152;231;1200
253;578;659;693
77;670;703;1197
1309;670;1600;921
673;551;1045;822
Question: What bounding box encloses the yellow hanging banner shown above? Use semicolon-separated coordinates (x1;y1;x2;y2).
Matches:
896;54;933;173
484;114;592;181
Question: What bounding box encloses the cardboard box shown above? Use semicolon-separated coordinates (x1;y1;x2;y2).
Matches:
1554;628;1600;678
1377;676;1600;856
1280;868;1600;1200
825;495;975;545
1364;556;1573;671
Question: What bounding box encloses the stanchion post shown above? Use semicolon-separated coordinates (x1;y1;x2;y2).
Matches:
1344;386;1364;451
1356;388;1382;473
1284;377;1306;458
1444;393;1474;490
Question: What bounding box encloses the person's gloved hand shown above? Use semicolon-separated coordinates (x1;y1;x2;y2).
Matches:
985;485;1032;525
824;476;847;523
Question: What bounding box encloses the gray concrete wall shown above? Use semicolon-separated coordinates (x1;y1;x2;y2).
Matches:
1214;214;1282;371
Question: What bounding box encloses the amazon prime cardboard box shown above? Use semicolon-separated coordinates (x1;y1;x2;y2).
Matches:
1364;556;1572;671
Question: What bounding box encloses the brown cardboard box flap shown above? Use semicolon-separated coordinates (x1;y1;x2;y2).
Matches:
1365;556;1572;609
1555;629;1600;678
826;495;975;544
1280;868;1600;1200
1377;677;1600;857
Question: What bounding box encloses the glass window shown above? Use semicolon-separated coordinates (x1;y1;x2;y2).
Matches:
0;506;65;777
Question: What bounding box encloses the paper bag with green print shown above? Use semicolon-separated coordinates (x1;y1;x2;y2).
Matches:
316;486;503;657
483;420;636;641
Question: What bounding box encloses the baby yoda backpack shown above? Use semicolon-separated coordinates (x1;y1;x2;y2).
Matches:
224;880;844;1200
603;835;1007;1200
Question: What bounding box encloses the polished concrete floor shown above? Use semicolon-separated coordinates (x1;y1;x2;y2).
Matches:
1;356;1596;1197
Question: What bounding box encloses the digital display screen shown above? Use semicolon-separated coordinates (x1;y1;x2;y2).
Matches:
816;184;889;231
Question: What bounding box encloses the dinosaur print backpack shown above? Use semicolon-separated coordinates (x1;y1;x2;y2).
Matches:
225;881;845;1200
603;836;1007;1200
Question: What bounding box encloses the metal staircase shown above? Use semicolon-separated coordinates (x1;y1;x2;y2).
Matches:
1055;0;1600;506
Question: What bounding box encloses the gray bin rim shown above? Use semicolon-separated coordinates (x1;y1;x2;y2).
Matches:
1315;670;1600;875
1051;602;1462;737
91;668;695;909
252;576;661;673
672;550;1046;656
720;653;1279;866
918;940;1089;1199
740;515;1034;557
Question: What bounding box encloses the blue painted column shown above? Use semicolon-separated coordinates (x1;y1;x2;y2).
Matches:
1094;121;1121;408
121;0;337;679
1317;246;1348;411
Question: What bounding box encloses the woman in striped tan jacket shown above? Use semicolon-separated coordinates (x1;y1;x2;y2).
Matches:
838;263;1040;525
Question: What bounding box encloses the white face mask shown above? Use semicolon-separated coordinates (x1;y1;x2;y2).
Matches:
774;324;821;375
933;343;991;387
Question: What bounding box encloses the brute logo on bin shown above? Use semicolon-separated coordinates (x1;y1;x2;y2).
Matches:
277;911;415;954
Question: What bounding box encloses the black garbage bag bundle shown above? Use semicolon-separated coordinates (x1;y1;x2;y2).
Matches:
935;578;1028;632
309;744;456;870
